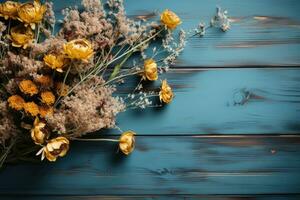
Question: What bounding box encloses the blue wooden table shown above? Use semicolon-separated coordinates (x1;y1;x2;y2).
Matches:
1;0;300;199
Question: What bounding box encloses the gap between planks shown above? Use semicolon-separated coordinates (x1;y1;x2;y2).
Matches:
83;133;300;138
169;65;300;70
1;194;300;199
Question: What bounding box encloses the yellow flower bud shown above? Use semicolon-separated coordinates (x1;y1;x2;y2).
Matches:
160;9;181;29
7;95;25;111
143;59;158;81
43;136;69;162
17;0;46;29
119;131;136;155
40;91;55;106
63;39;94;62
23;102;40;117
19;79;38;96
31;118;48;145
10;25;34;49
43;53;67;72
0;1;20;20
159;79;174;104
39;106;53;118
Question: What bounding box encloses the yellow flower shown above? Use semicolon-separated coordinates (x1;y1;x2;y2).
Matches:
19;79;38;96
10;25;34;49
160;9;181;29
55;82;69;97
17;0;46;29
35;75;52;86
0;1;20;20
42;137;69;162
31;117;48;145
159;79;174;104
63;39;94;62
23;102;39;117
39;106;53;118
43;54;67;72
40;91;55;105
143;59;158;81
7;95;25;111
119;131;136;155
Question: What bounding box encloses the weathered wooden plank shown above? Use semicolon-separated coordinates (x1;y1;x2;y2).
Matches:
112;68;300;135
2;194;300;200
0;135;299;195
49;0;300;67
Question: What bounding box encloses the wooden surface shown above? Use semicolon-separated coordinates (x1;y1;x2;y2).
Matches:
1;0;300;199
1;136;300;195
117;68;300;135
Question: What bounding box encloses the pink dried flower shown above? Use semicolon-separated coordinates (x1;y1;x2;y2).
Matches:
46;77;125;137
0;101;19;143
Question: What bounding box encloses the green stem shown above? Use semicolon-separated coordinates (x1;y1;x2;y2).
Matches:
106;28;163;67
104;70;142;86
57;28;163;103
54;65;72;107
109;51;133;80
7;19;11;51
35;23;41;44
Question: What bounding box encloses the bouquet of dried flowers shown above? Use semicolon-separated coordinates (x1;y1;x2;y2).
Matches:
0;0;229;167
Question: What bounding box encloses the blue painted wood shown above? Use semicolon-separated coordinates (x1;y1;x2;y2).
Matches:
2;195;300;200
47;0;300;67
0;136;299;195
114;68;300;135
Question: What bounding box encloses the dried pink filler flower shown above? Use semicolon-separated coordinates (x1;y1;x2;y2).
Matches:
0;21;6;37
1;52;44;77
29;38;66;57
47;77;125;137
0;102;19;143
44;2;56;28
5;79;19;95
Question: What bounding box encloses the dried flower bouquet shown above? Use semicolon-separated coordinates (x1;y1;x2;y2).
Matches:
0;0;229;167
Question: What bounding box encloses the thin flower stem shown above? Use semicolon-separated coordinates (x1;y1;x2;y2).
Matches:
107;28;143;66
103;70;142;86
56;28;163;104
60;50;113;99
110;44;127;62
7;19;11;33
94;45;113;72
131;78;143;94
106;28;164;66
7;19;11;51
52;22;55;35
0;138;17;168
35;23;41;44
98;30;149;78
109;51;133;80
189;25;212;38
71;138;119;142
54;65;72;107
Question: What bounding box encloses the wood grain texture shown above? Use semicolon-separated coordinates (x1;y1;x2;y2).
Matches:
2;194;300;200
0;135;299;195
48;0;300;67
113;68;300;135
